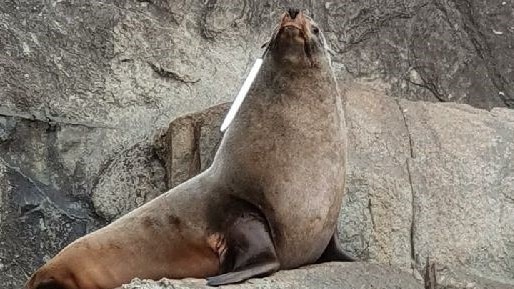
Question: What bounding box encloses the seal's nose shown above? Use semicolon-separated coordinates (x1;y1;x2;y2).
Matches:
288;8;300;19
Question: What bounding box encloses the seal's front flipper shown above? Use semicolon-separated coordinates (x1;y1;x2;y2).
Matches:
207;212;279;286
316;231;357;263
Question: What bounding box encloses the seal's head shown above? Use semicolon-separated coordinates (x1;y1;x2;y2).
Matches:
267;8;330;69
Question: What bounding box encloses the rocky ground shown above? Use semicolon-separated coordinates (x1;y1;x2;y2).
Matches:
118;263;514;289
1;1;513;289
120;263;425;289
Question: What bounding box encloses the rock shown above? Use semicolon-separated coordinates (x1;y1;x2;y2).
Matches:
435;264;514;289
154;103;229;189
92;142;167;221
402;100;514;283
0;156;97;289
119;263;424;289
342;82;514;286
0;117;17;142
0;119;112;288
340;82;514;287
324;0;514;108
339;82;413;268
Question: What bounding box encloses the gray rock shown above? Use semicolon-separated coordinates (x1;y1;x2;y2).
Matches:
0;156;98;289
436;264;514;289
341;81;514;286
154;103;229;189
92;142;167;222
340;81;514;285
402;99;514;283
119;263;424;289
339;82;512;286
340;82;413;268
324;0;514;108
0;117;17;142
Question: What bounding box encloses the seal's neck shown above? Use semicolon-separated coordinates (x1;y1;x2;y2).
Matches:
251;56;336;101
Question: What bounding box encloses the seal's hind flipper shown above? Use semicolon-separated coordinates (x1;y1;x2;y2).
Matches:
316;231;357;263
206;212;279;286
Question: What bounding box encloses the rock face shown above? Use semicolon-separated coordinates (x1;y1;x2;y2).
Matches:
92;142;167;222
340;83;514;286
1;0;514;288
327;0;514;108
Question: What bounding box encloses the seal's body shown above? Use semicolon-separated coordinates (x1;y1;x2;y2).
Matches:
214;56;346;269
26;9;352;289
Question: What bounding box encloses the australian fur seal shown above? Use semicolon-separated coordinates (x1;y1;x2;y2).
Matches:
25;8;352;289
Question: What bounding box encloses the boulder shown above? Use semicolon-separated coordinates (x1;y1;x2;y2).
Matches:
92;142;167;222
154;103;229;189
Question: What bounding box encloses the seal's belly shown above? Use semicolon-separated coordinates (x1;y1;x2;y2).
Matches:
219;99;347;268
262;172;344;268
230;148;345;268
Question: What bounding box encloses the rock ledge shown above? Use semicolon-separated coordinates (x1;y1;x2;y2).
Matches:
121;263;423;289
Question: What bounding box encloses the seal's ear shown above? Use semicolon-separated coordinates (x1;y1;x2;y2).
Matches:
261;41;269;49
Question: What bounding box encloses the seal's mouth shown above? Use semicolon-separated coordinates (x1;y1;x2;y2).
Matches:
270;8;315;66
277;8;308;47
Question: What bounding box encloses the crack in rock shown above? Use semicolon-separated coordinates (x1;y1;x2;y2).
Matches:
0;108;116;129
368;198;377;231
148;62;201;84
395;99;418;269
404;67;447;103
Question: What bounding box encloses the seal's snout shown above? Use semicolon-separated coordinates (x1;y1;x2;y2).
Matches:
281;8;304;27
271;8;325;68
278;9;306;45
288;8;300;19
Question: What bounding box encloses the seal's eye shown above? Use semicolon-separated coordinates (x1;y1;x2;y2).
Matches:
312;26;320;34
